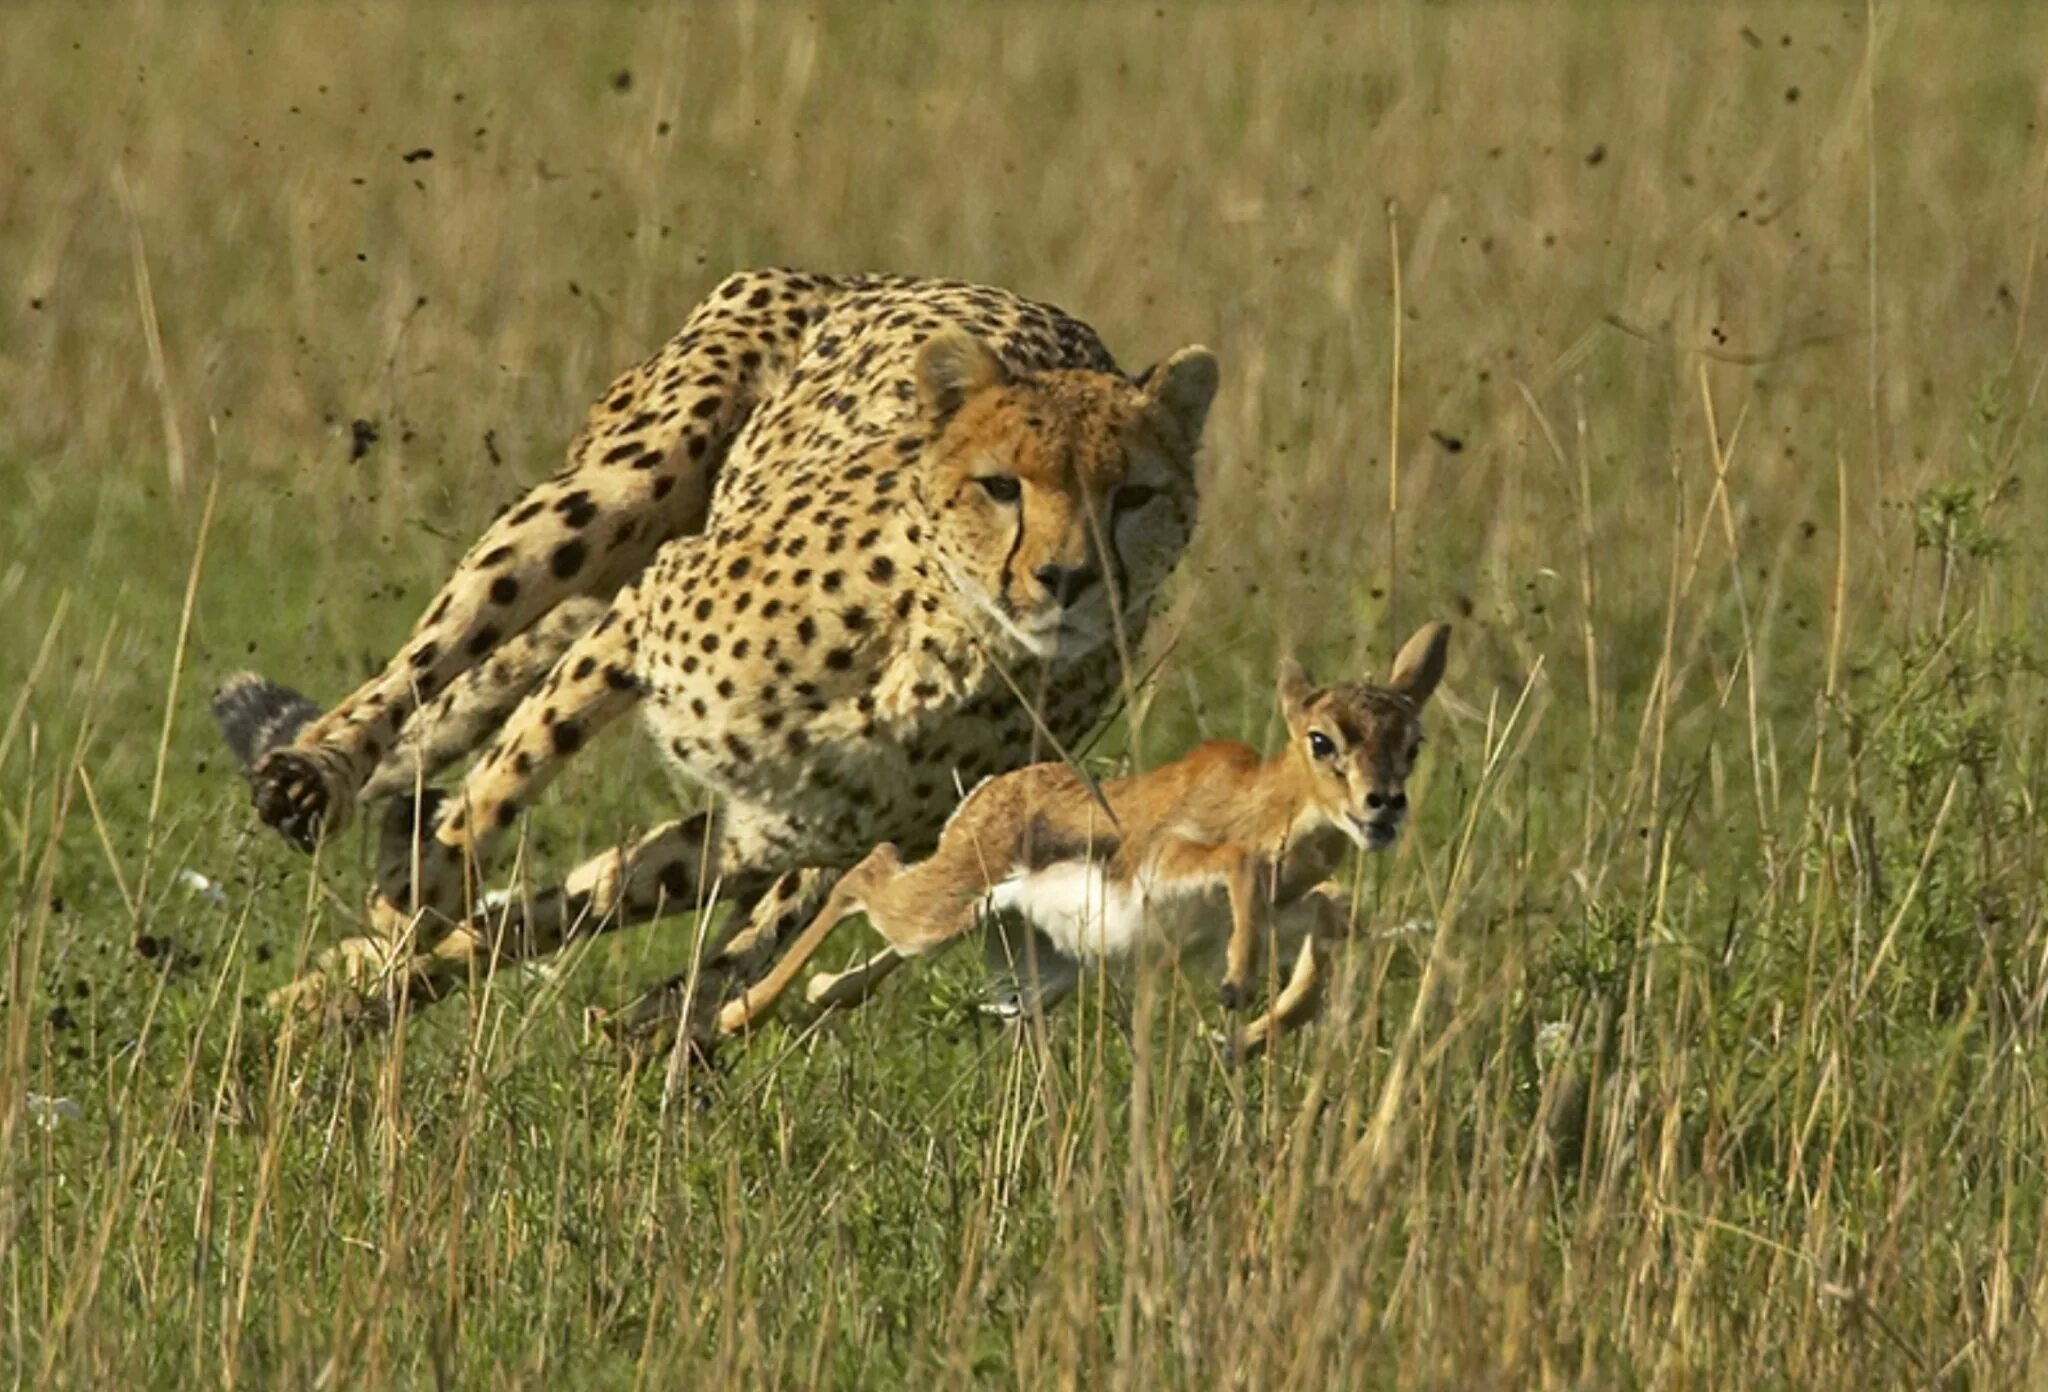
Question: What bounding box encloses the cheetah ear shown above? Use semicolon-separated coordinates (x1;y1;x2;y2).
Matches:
1277;655;1315;725
915;329;1009;423
1388;622;1451;706
1140;345;1219;449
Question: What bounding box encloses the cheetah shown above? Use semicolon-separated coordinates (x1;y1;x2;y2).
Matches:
715;623;1451;1058
214;269;1218;1038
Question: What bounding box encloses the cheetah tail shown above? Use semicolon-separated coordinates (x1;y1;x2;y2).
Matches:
211;672;323;773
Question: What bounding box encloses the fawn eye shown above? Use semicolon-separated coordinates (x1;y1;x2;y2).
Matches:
1308;731;1336;761
975;475;1022;504
1111;483;1159;513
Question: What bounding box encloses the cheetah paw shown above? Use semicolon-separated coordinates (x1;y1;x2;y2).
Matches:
265;935;469;1038
594;972;729;1064
251;747;354;851
265;937;398;1036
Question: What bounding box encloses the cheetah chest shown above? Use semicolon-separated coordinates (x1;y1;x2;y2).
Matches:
635;572;1125;861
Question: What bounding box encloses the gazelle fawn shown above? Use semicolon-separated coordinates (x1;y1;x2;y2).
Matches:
719;622;1451;1055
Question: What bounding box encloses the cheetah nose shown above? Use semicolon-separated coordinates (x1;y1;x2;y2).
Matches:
1033;564;1098;607
1365;790;1407;813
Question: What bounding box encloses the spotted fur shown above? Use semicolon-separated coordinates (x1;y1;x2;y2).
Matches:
218;269;1218;1032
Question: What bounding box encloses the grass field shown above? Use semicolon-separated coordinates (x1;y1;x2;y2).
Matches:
5;2;2048;1385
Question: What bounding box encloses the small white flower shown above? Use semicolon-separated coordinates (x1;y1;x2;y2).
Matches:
1535;1019;1575;1068
176;868;228;906
25;1093;82;1129
1370;919;1434;941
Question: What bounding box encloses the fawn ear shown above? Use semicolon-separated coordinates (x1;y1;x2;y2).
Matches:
1139;345;1219;450
1388;622;1451;705
916;329;1008;423
1277;656;1315;724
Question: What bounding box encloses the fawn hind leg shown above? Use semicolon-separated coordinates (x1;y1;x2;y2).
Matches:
803;778;1063;1017
600;867;836;1052
803;948;910;1013
716;846;906;1035
981;917;1083;1020
719;837;998;1034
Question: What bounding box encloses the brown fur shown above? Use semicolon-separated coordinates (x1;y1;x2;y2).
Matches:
718;622;1452;1057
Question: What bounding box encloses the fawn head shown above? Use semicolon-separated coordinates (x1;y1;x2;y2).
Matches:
1280;621;1451;851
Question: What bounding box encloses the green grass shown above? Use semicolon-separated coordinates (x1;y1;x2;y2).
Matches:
6;2;2048;1385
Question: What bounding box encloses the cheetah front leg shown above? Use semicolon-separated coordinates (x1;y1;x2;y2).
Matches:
270;597;651;1023
247;446;704;852
598;867;837;1054
246;271;834;850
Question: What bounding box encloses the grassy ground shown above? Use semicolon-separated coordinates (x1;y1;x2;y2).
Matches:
5;1;2048;1385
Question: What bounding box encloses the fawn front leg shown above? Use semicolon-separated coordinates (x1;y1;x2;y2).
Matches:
1233;933;1327;1060
1217;854;1266;1011
1233;888;1345;1059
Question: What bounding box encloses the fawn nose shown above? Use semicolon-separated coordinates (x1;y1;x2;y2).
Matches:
1365;790;1407;814
1033;564;1098;607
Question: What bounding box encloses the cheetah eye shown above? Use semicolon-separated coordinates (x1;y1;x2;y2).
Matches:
974;475;1022;504
1308;731;1337;761
1111;483;1160;513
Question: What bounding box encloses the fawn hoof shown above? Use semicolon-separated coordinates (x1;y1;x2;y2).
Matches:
252;747;353;851
979;990;1027;1022
1209;1026;1261;1069
804;960;889;1012
1217;977;1251;1013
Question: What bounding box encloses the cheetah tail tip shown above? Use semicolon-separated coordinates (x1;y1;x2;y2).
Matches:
211;671;323;772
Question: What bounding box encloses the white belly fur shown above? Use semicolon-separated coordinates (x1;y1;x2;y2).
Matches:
987;862;1223;964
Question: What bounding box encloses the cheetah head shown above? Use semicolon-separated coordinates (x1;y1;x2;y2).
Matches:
914;329;1217;659
1280;622;1452;852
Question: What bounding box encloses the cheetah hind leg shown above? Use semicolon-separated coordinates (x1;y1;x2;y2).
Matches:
272;811;765;1040
359;596;607;801
241;270;830;853
213;596;607;852
266;931;472;1038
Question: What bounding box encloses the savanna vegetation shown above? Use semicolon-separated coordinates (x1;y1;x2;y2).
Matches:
4;3;2046;1385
